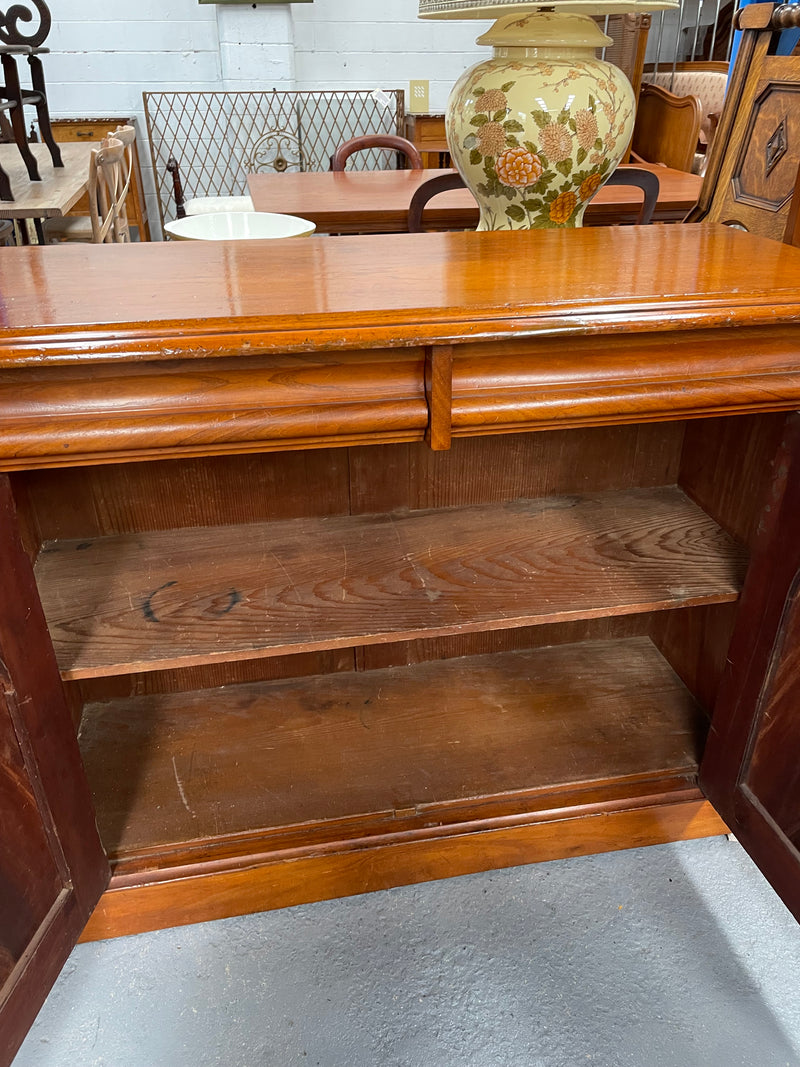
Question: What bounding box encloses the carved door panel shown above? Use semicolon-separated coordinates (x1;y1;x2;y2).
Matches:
701;413;800;921
686;2;800;240
0;475;109;1067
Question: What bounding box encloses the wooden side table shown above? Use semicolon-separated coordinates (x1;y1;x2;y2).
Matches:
51;117;151;241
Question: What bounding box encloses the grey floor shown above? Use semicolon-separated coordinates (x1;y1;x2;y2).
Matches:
13;836;800;1067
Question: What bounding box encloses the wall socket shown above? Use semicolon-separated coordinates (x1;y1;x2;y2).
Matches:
409;79;430;114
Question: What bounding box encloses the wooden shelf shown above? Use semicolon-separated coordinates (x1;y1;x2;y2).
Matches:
36;486;747;680
79;636;708;874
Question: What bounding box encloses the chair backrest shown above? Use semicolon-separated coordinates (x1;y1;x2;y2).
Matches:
594;13;651;102
631;82;703;173
408;166;659;231
602;167;660;224
331;134;423;172
643;62;729;149
166;154;186;218
89;134;131;243
685;2;800;241
407;171;466;232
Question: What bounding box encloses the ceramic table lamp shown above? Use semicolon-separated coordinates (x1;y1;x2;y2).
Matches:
419;0;678;229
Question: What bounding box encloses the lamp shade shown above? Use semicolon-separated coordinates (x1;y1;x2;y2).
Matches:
420;0;678;15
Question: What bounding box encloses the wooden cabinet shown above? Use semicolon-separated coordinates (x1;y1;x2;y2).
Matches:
1;225;800;1063
404;112;451;168
51;117;151;241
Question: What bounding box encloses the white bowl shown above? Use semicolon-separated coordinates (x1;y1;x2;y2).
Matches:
165;211;315;241
184;195;255;215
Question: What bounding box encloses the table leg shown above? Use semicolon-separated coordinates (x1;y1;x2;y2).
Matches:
0;163;12;201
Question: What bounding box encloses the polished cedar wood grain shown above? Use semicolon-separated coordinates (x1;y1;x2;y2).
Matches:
2;228;800;358
1;229;800;468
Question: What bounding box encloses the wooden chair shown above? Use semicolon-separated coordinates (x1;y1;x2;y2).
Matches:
166;155;253;221
331;134;423;172
89;134;131;243
407;171;467;232
408;167;659;231
630;83;703;173
0;1;62;182
642;61;729;173
47;129;134;244
685;1;800;241
602;167;660;224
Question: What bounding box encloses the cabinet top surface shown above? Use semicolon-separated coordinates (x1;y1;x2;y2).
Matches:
1;227;799;364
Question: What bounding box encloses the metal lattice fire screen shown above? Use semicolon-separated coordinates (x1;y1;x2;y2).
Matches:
143;88;405;230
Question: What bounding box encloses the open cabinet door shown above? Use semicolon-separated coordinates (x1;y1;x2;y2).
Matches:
0;476;109;1066
701;412;800;922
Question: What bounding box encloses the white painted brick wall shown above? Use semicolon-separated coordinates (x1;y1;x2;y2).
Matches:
217;5;295;88
292;0;489;111
40;0;491;234
47;0;224;236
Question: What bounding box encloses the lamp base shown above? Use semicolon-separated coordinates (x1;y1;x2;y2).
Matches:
446;11;636;229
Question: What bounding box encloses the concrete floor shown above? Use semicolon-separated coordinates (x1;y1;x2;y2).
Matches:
12;836;800;1067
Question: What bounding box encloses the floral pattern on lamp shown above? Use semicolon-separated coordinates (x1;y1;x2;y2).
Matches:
445;12;635;229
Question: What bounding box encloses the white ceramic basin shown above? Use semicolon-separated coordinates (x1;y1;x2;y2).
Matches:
165;211;316;241
184;195;255;215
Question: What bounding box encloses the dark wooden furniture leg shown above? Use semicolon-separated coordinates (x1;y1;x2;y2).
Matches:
0;52;40;181
27;52;61;167
0;158;13;200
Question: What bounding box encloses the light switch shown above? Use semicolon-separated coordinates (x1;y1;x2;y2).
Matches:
409;80;430;115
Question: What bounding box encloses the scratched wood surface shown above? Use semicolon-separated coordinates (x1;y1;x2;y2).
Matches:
78;636;707;860
2;229;800;360
34;486;748;680
2;232;800;469
17;425;684;700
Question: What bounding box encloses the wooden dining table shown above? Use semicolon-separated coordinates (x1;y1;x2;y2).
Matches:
247;165;703;235
0;141;94;243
